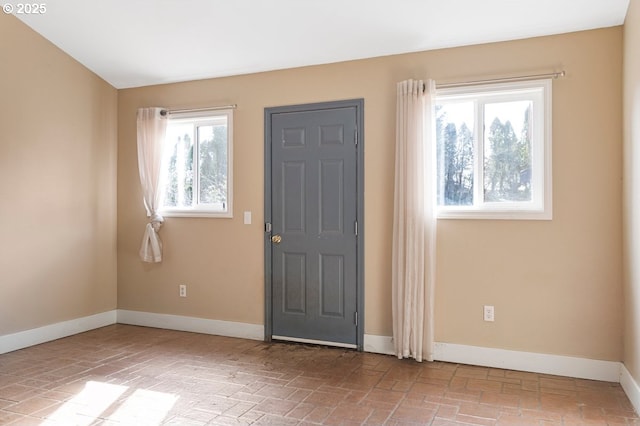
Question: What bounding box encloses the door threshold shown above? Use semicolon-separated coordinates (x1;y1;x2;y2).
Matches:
272;335;357;349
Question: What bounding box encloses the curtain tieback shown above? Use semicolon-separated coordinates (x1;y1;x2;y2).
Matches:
149;212;164;232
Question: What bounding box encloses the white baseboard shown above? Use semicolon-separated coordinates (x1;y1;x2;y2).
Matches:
621;364;640;414
116;310;264;341
364;334;395;355
433;342;621;382
362;335;620;383
0;310;117;355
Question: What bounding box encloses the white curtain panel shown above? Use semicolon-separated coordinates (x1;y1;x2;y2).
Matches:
392;79;437;362
136;107;168;263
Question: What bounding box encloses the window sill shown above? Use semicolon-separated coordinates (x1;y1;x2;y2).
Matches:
160;210;233;219
437;209;552;221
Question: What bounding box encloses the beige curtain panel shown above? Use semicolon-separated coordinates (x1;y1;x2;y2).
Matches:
136;107;168;263
392;79;437;362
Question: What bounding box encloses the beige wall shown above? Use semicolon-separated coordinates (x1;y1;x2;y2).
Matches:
0;14;118;335
434;30;622;360
118;28;623;361
624;0;640;379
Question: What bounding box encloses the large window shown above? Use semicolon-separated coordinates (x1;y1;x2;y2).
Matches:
435;80;551;219
159;110;233;217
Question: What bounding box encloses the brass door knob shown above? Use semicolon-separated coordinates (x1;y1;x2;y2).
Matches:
271;234;282;244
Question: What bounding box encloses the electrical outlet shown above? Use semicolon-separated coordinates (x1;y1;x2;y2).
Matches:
483;305;495;322
179;285;187;298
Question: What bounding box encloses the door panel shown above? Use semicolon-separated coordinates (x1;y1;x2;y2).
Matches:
283;253;306;314
320;160;344;234
270;106;358;345
282;162;305;233
320;254;344;317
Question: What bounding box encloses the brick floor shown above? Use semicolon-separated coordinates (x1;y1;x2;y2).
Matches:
0;324;637;425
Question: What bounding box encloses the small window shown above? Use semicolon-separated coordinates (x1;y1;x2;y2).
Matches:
435;80;551;220
160;110;233;217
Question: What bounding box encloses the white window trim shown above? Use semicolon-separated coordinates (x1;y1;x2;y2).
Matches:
435;79;552;220
160;109;233;219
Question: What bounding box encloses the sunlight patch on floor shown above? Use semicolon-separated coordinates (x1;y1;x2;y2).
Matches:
107;388;179;425
42;381;127;425
39;381;178;425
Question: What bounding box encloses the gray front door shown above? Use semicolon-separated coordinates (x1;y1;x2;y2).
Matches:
265;100;363;348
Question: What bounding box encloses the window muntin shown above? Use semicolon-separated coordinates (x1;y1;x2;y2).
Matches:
435;80;551;220
160;110;233;218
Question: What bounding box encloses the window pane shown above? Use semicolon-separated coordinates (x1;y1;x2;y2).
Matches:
483;101;532;203
198;123;228;206
436;102;475;206
164;123;194;208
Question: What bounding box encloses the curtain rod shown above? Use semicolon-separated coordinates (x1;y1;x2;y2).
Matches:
160;104;237;116
434;70;565;90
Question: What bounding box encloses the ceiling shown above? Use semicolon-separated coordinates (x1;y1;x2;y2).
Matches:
13;0;630;89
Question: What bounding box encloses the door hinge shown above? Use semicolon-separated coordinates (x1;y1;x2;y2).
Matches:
354;312;358;326
265;222;272;233
354;220;358;236
354;129;358;146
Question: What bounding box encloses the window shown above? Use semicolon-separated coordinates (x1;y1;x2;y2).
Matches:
435;79;551;220
160;109;233;217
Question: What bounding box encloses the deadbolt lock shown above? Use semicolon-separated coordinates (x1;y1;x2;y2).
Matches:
271;234;282;244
